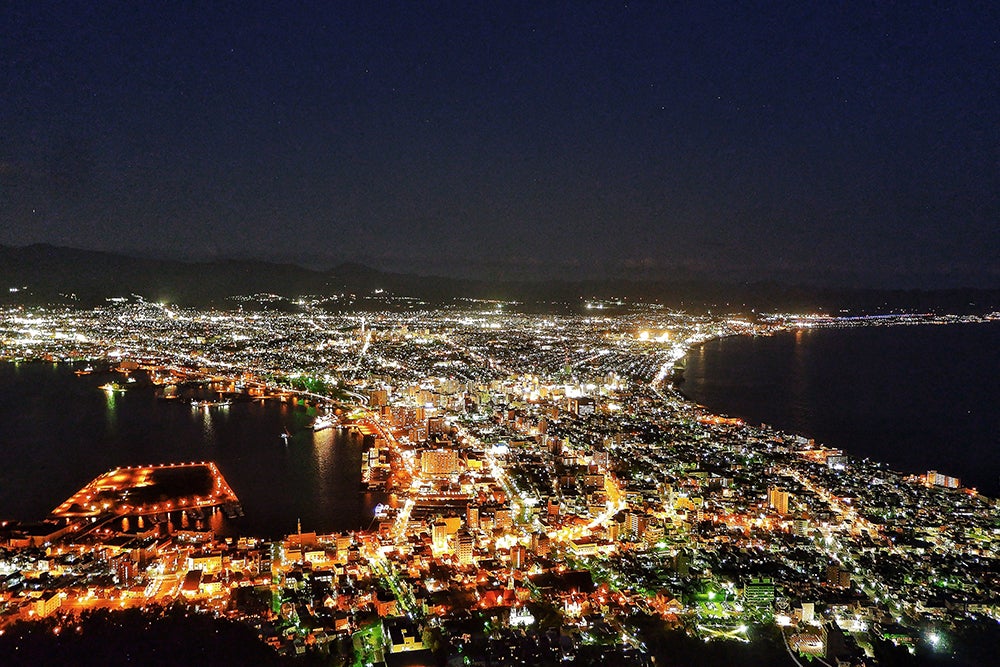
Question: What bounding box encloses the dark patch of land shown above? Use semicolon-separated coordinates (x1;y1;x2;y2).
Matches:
4;605;997;666
0;606;293;667
130;466;215;505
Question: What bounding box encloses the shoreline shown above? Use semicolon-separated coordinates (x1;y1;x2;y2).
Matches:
669;320;1000;497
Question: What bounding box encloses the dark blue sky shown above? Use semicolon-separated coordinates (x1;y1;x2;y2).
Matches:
2;2;998;286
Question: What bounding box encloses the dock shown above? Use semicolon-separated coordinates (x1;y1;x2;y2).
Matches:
51;461;241;519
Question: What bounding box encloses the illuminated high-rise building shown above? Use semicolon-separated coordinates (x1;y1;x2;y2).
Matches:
368;389;388;407
432;520;450;550
510;544;526;569
768;487;790;516
466;504;480;530
926;470;960;489
744;578;775;608
457;530;474;565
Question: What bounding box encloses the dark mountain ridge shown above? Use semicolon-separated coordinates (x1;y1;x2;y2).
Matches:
1;244;998;314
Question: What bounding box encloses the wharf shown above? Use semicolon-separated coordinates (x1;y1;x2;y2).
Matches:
51;462;241;519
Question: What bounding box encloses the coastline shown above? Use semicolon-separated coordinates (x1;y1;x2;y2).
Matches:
672;320;1000;497
3;309;1000;663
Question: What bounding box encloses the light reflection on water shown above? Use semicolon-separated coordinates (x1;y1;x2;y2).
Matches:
682;323;1000;496
0;363;385;537
104;388;118;435
313;427;335;515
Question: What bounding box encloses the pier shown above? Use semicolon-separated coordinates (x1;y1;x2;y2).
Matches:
51;461;241;520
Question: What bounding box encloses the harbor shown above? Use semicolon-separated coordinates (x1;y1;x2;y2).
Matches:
0;362;386;538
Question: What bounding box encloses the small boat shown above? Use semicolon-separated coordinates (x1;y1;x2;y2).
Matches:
191;399;232;409
75;365;94;376
100;383;126;393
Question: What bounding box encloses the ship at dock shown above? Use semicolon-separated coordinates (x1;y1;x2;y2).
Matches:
311;413;337;431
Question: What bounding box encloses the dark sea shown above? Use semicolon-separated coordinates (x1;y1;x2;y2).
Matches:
682;322;1000;497
0;363;384;537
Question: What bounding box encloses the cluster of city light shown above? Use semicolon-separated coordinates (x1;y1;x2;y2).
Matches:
0;300;996;663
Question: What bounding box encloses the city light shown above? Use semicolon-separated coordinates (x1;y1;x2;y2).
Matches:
0;302;995;663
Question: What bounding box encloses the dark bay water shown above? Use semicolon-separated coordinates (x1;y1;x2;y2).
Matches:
0;363;383;537
682;322;1000;496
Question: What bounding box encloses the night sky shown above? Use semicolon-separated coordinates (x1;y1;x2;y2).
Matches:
2;2;998;287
